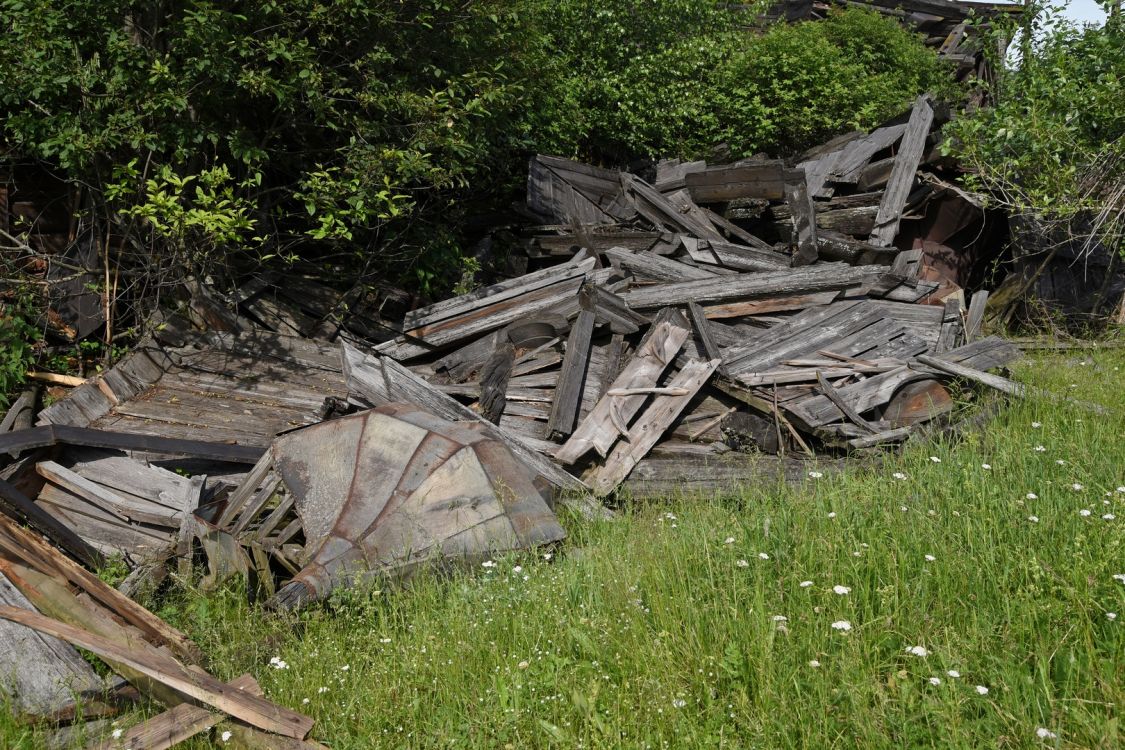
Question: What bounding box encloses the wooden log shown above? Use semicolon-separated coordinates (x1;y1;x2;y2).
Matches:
589;358;721;495
869;95;935;246
684;162;795;202
546;289;596;439
555;309;691;464
621;263;884;309
0;607;314;739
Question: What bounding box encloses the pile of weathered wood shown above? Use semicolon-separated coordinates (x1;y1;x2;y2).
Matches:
359;94;1020;497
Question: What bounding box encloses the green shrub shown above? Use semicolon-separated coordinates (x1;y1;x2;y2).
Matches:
0;297;39;407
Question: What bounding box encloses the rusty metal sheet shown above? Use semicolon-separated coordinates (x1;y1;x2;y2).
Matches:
268;403;564;609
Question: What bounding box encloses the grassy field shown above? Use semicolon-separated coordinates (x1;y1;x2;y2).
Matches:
3;348;1124;748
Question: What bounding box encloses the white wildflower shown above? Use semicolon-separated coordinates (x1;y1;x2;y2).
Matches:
1028;515;1040;523
900;505;909;512
1106;612;1117;621
1080;509;1092;517
930;456;942;463
981;463;992;470
758;552;770;560
1056;459;1066;465
1072;483;1084;491
736;559;749;568
976;685;989;695
543;552;553;561
672;698;687;709
928;677;942;686
924;554;936;562
1034;445;1046;452
1036;727;1057;740
111;729;123;739
831;620;852;631
1113;574;1125;584
1103;513;1116;520
833;585;851;595
380;637;391;643
1031;421;1042;428
340;664;349;671
518;660;530;669
809;659;821;667
1116;486;1125;494
827;511;837;519
512;565;523;573
947;670;960;678
893;472;907;480
1026;492;1039;500
481;560;496;568
221;730;233;742
799;580;813;588
808;471;823;479
905;646;929;657
302;697;310;705
269;656;288;670
723;537;736;544
772;615;788;622
317;686;329;694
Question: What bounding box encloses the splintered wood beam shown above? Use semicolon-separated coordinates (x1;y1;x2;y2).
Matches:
816;372;879;434
589;358;720;495
479;339;516;425
686;302;728;378
868;95;935;246
964;290;989;341
547;289;596;439
0;476;104;570
783;174;819;267
555;309;691;464
0;607;314;740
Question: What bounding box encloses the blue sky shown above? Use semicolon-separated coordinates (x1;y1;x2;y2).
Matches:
1059;0;1108;25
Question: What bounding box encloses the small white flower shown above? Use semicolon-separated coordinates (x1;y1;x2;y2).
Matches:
924;554;936;562
221;730;233;742
905;646;929;657
111;729;123;739
799;580;813;588
1036;727;1057;740
1031;421;1042;428
736;559;749;568
1026;492;1039;500
723;537;735;544
928;676;942;686
1106;612;1117;621
512;565;523;573
808;471;823;479
772;615;788;622
1080;509;1092;517
827;512;837;519
833;585;851;595
340;664;350;671
893;472;907;480
672;698;687;709
317;686;329;694
900;505;909;512
947;670;960;678
481;560;496;568
1034;445;1046;452
831;620;852;631
380;637;391;643
852;551;862;557
269;656;288;670
1028;515;1040;523
518;660;530;669
1072;483;1084;491
809;659;821;667
758;552;770;560
929;456;942;463
1103;514;1116;520
302;697;310;705
1114;574;1125;584
976;685;989;695
543;552;553;561
1056;459;1066;465
981;463;992;470
1116;486;1125;494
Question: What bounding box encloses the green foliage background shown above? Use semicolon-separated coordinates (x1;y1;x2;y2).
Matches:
0;1;950;296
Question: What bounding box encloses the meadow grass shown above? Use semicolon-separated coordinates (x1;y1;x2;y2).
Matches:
3;349;1123;748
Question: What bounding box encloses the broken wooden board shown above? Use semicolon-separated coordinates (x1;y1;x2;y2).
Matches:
869;94;935;246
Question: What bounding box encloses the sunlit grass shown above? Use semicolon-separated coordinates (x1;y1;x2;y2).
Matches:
4;349;1123;748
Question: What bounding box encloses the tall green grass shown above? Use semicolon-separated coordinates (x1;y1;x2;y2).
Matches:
3;350;1123;748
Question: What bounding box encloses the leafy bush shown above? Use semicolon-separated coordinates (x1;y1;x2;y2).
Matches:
0;297;40;407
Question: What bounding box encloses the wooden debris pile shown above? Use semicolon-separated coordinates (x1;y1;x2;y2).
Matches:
359;94;1022;497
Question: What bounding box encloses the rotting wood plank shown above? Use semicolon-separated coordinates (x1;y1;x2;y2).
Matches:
555;308;691;464
478;340;516;425
701;291;841;319
621;263;884;310
546;288;596;439
687;302;728;378
683;162;794;202
816;372;879;434
603;246;717;282
964;290;988;341
783;174;819;266
36;461;180;527
869;95;935;246
0;607;314;740
0;475;104;569
216;452;274;529
589;358;720;495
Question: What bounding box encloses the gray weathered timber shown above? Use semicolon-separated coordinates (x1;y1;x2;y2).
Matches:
0;573;106;718
868;95;935;246
547;294;596;440
687;302;728;378
527;156;618;225
603;246;717;282
592;286;649;334
35;461;181;527
479;340;516;425
555;309;691;464
964;290;989;341
621;175;724;242
589;358;721;494
683;162;795;202
621;263;885;310
342;343;590;497
783;175;819;266
684;238;790;273
816;372;879;434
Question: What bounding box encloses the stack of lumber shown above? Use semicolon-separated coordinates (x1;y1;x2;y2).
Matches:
354;94;1021;497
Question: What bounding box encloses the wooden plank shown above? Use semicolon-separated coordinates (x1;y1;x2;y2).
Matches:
175;475;205;580
1;387;39;434
589;358;720;494
869;95;935;246
478;340;515;425
783;174;819;266
85;673;261;750
603;246;717;282
964;289;988;341
229;474;283;537
816;372;879;434
687;302;727;378
684;162;794;202
36;461;180;527
546;289;596;439
701;291;840;319
621;263;884;309
555;309;691;464
0;475;104;569
0;607;314;739
216;452;273;529
823;124;907;183
621;175;724;241
342;343;592;501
